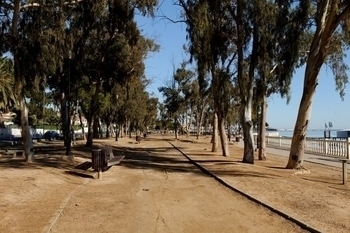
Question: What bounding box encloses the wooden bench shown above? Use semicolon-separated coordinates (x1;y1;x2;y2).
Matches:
339;158;350;184
68;161;97;179
0;147;25;158
90;145;125;179
102;145;125;167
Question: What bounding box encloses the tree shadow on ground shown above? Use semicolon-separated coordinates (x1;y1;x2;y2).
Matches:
119;145;277;180
266;166;287;169
0;137;279;180
0;142;90;170
0;157;72;170
121;148;203;175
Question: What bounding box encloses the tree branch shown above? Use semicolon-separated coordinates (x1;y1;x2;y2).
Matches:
333;4;350;28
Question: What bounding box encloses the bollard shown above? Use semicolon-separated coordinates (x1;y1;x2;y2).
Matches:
339;159;349;185
341;160;348;185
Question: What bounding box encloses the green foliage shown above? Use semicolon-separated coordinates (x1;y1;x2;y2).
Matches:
0;57;16;110
158;64;190;122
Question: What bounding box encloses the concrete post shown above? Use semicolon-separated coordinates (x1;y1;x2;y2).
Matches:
323;138;328;155
347;138;350;159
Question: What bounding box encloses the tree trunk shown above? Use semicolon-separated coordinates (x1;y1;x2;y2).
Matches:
218;114;229;156
128;121;132;138
86;120;93;147
20;98;34;162
285;2;338;168
125;120;130;138
241;103;254;164
211;113;218;152
85;78;101;147
71;111;76;145
175;118;179;139
63;90;71;156
185;109;189;138
93;116;99;138
286;64;319;168
188;108;193;138
12;1;33;162
236;0;257;164
106;122;110;138
98;118;103;138
196;107;204;140
78;110;86;140
258;97;267;160
115;123;119;141
120;124;124;138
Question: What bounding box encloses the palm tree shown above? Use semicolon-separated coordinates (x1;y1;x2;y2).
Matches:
0;57;16;110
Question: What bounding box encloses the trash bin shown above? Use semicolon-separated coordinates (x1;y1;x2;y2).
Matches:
236;137;240;142
91;149;108;179
136;135;141;142
143;133;147;138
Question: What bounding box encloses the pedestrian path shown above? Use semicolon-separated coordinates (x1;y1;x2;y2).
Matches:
236;141;343;168
168;138;346;233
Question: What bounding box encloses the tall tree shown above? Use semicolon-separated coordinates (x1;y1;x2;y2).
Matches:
287;1;350;169
158;64;188;139
65;0;158;146
224;0;310;163
179;0;235;156
252;0;307;160
6;1;67;161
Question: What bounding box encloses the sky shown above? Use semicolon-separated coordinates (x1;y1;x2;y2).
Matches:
135;1;350;130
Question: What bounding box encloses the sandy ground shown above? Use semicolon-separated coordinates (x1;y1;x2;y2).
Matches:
0;134;348;233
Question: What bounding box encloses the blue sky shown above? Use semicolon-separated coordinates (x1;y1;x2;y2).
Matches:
136;1;350;130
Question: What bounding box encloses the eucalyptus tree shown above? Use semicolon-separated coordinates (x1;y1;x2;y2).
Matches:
225;81;240;140
158;65;187;139
227;0;309;163
95;92;113;138
0;0;70;161
64;0;158;147
181;77;194;137
173;63;197;137
180;71;211;140
186;78;210;139
26;89;47;127
250;0;307;161
143;96;158;133
121;75;151;136
100;85;120;138
178;0;310;162
179;0;236;156
212;68;236;155
157;103;173;132
287;1;350;169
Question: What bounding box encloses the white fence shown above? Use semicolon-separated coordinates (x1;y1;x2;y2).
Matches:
265;136;350;159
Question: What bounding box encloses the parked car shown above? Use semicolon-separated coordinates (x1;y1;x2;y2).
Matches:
43;131;59;141
32;133;43;142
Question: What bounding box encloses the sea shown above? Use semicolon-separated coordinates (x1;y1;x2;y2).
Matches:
278;129;337;138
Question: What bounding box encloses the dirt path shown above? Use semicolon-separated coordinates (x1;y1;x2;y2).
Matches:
0;137;306;233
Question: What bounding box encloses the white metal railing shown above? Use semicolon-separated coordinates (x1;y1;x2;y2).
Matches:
263;136;350;159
